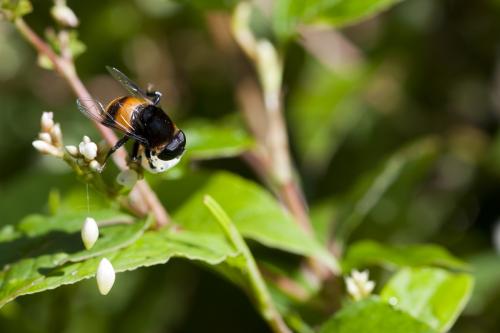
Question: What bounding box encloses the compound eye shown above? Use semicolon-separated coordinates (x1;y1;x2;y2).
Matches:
158;130;186;160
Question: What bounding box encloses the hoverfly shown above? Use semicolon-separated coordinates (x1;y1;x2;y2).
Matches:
77;66;186;173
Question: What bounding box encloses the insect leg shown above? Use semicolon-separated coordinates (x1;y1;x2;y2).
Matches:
144;148;156;170
131;141;140;162
102;135;130;167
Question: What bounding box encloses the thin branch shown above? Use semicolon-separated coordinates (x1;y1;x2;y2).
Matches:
14;17;169;227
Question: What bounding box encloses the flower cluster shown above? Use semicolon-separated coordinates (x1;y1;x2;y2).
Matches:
32;112;102;173
66;136;102;172
32;112;64;157
345;269;375;301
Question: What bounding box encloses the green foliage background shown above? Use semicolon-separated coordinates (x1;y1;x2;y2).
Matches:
1;0;500;332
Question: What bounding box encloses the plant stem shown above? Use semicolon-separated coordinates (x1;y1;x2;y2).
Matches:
14;18;169;228
204;195;292;333
264;92;312;235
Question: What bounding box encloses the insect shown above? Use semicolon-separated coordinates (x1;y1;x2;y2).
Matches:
77;66;186;173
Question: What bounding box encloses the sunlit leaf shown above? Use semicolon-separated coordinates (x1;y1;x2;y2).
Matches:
342;240;468;273
173;171;340;273
381;267;474;332
0;210;150;307
0;209;239;308
1;0;32;20
320;297;436;333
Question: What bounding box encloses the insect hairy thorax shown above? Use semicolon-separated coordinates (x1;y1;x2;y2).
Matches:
138;105;175;149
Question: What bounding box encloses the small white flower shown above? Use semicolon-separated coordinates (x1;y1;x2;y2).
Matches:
89;160;102;173
116;169;138;188
79;137;98;161
32;140;63;157
96;258;115;295
51;3;79;28
65;145;79;156
81;217;99;250
41;112;54;132
39;132;52;144
345;269;375;301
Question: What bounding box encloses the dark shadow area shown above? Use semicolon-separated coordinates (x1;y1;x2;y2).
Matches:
0;231;82;268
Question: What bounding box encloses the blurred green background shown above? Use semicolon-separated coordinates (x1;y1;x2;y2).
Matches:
1;0;500;332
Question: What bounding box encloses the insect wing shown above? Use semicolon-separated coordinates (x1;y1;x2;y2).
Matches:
77;98;148;144
106;66;152;104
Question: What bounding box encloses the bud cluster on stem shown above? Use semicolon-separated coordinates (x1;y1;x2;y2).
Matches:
32;112;64;157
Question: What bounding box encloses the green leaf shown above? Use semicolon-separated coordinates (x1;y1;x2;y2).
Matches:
464;252;500;315
13;229;236;305
0;211;238;308
272;0;313;41
320;297;436;333
68;31;86;59
173;171;339;273
334;137;440;243
203;195;280;327
342;240;468;273
380;267;474;332
183;119;254;160
315;0;405;27
272;0;405;40
289;58;368;174
0;210;150;307
172;0;239;10
1;0;32;20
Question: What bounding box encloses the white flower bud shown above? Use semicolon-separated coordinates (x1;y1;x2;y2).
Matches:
96;258;115;295
81;217;99;250
65;145;79;156
89;160;102;173
116;169;138;188
32;140;63;157
51;4;79;28
41;112;54;132
39;132;52;144
79;137;98;161
50;123;63;147
345;269;375;301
